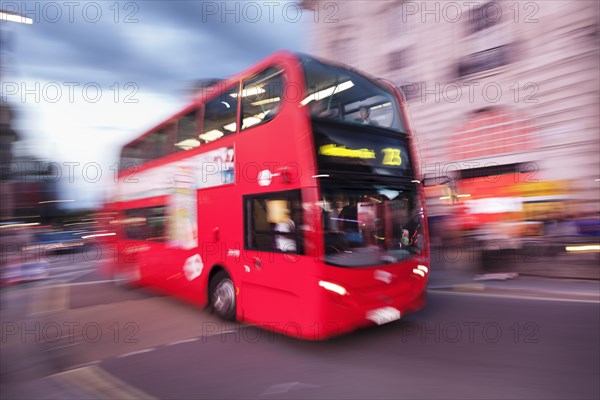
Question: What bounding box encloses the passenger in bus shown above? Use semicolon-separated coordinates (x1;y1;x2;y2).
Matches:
274;214;296;253
339;201;363;245
262;101;281;122
310;99;336;118
355;106;379;126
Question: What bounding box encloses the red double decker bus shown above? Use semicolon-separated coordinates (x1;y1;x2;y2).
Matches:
102;51;429;339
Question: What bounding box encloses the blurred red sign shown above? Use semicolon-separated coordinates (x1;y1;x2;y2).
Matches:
450;108;534;160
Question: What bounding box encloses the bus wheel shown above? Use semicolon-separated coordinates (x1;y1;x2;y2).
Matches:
209;270;236;321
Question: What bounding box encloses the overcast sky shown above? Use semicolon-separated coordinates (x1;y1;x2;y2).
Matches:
1;0;309;208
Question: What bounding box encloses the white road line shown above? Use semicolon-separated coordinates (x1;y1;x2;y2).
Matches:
260;382;320;397
68;360;100;370
166;338;199;346
206;329;239;336
41;279;115;288
117;348;155;358
429;289;600;304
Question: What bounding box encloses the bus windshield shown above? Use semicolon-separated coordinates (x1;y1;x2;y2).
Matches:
320;182;424;267
301;56;405;133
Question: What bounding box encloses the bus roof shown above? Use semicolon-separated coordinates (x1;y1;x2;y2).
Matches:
121;51;401;149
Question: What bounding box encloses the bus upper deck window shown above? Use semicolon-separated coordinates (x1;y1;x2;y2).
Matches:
241;67;285;130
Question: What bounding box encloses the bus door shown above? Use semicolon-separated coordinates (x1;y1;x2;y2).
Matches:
240;190;308;327
157;202;200;292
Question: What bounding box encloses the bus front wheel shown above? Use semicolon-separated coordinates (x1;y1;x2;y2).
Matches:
209;270;236;321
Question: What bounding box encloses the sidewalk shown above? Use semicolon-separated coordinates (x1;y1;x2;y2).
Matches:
428;248;600;303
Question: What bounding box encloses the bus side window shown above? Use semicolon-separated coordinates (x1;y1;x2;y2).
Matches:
244;190;303;254
160;122;178;156
241;67;284;130
200;86;239;143
146;206;168;242
122;206;168;242
175;110;200;151
123;208;146;240
120;141;145;171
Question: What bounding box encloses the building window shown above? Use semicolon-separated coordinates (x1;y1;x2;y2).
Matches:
458;45;511;77
388;49;408;72
469;1;502;34
244;190;303;254
459;1;511;77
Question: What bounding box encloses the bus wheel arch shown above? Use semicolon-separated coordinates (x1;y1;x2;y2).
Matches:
208;265;237;321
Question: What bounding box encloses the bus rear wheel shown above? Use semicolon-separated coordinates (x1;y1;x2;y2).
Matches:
209;270;236;321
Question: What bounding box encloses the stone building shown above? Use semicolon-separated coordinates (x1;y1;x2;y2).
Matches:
302;0;599;215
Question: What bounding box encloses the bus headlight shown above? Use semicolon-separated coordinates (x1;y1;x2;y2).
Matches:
412;269;425;277
413;265;428;277
416;265;428;274
318;280;348;296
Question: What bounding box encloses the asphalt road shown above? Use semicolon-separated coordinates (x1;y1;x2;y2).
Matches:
96;293;600;399
1;258;599;399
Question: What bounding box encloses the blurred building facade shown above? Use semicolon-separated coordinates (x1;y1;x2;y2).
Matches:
302;0;600;217
1;102;61;222
1;14;61;224
0;103;18;219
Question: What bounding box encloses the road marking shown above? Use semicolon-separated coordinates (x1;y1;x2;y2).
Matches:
40;279;115;288
261;381;320;397
166;337;199;346
51;364;156;399
429;289;600;304
117;348;155;358
69;360;100;370
451;283;486;291
206;329;239;336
